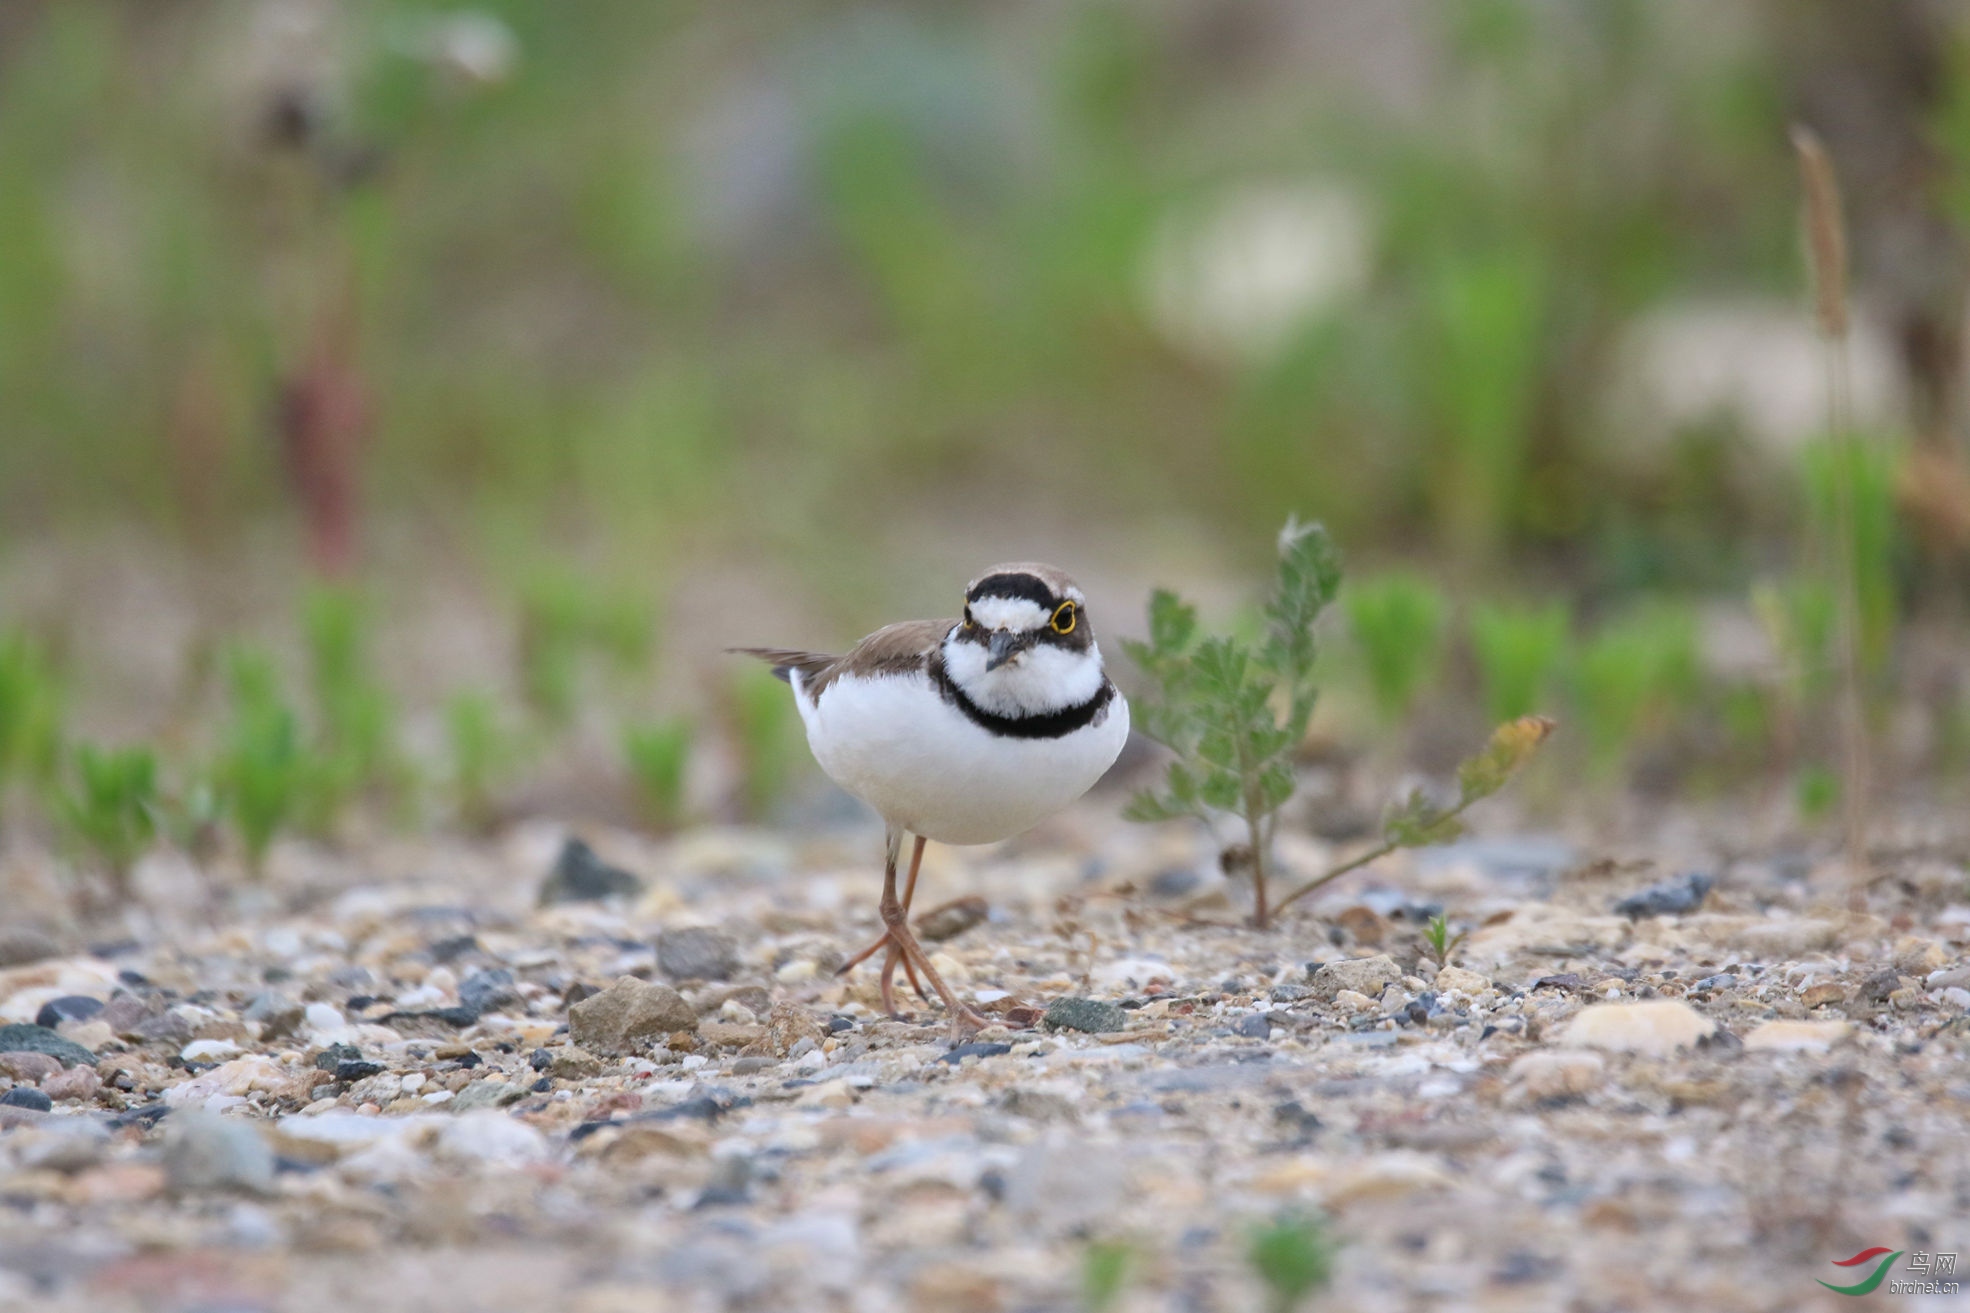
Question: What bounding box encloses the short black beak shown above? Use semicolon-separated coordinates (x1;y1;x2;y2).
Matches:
985;629;1027;672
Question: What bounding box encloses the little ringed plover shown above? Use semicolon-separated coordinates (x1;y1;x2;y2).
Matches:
737;562;1129;1029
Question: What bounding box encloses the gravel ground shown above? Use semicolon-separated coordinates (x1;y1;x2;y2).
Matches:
1;807;1967;1312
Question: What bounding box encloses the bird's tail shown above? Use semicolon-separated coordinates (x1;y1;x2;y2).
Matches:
728;647;834;685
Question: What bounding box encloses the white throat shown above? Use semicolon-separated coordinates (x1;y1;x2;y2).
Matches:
941;629;1106;718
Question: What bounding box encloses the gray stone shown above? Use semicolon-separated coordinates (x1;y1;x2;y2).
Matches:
1309;955;1403;1002
1231;1013;1272;1039
452;1079;528;1111
459;968;519;1015
16;1119;109;1172
657;928;740;982
569;976;698;1055
1041;997;1130;1034
538;838;644;906
0;1024;95;1068
0;1087;52;1112
163;1109;275;1195
242;992;304;1038
1614;872;1713;919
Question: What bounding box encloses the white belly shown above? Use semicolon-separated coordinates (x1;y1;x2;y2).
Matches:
792;670;1129;844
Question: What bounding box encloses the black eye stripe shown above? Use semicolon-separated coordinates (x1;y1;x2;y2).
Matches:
965;573;1058;610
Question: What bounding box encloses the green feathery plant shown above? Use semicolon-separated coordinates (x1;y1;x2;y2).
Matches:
303;584;403;819
1248;1213;1336;1313
1127;519;1554;928
0;633;62;795
622;717;693;832
731;664;801;820
212;649;307;874
445;691;512;832
1343;572;1449;727
58;744;158;898
1572;603;1699;777
1469;599;1569;723
1125;519;1340;928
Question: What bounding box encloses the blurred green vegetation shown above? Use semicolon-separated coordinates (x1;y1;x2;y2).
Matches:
1;3;1968;888
0;2;1919;582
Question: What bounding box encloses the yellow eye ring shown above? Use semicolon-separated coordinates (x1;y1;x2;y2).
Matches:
1050;601;1077;634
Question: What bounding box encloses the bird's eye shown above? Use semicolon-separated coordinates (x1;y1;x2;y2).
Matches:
962;607;975;630
1050;601;1077;635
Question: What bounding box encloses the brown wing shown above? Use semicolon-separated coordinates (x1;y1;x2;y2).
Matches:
735;618;953;699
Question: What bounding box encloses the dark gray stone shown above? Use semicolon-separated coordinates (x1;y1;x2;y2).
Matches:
939;1042;1013;1063
538;838;643;906
1614;872;1714;919
1041;997;1129;1034
0;1024;96;1069
1231;1013;1272;1039
0;1087;52;1112
657;928;739;982
33;996;103;1030
459;968;519;1015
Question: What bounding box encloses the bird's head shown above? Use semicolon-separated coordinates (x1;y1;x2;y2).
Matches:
941;563;1106;717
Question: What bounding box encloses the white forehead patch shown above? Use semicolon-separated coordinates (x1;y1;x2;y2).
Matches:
969;596;1050;631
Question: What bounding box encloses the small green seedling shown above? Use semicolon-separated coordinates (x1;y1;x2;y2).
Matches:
1469;600;1569;723
1249;1213;1335;1313
1344;572;1448;726
0;633;62;793
731;664;802;820
58;744;158;897
622;718;692;832
1421;914;1468;971
1572;603;1699;776
213;649;306;874
445;691;511;831
1081;1238;1133;1312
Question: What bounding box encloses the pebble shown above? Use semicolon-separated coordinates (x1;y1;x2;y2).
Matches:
452;1079;527;1111
569;976;699;1054
436;1110;550;1167
458;968;519;1015
181;1038;243;1063
0;1087;53;1111
16;1119;109;1171
1559;1000;1719;1055
1742;1019;1854;1052
1433;966;1491;996
0;1023;95;1068
242;992;305;1037
657;928;741;982
1800;983;1847;1009
1332;989;1379;1014
1613;871;1713;918
163;1109;276;1195
0;1050;63;1083
1310;954;1402;1001
538;837;644;906
1041;997;1129;1034
33;995;104;1029
1230;1014;1271;1039
915;896;989;943
1509;1051;1606;1100
42;1065;101;1101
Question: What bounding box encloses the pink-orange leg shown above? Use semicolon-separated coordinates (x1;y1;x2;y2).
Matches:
836;834;929;1013
839;830;986;1034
